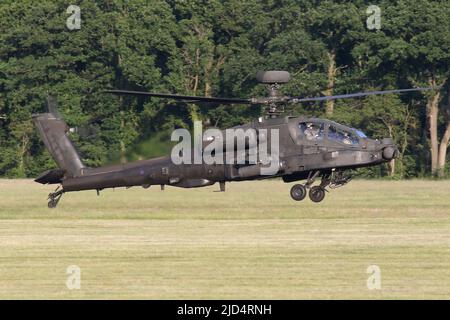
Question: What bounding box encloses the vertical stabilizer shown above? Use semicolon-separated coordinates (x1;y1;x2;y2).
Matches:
32;96;84;177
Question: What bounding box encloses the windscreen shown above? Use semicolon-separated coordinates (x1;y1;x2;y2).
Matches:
328;125;359;145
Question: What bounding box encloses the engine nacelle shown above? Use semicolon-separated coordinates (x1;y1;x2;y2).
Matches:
203;128;267;152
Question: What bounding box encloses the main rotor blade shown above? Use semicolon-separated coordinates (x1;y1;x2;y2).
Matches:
289;87;436;103
104;90;252;105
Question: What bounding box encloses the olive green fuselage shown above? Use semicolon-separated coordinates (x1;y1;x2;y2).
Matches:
58;116;396;192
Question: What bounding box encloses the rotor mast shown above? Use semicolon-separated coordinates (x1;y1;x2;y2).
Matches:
256;71;291;118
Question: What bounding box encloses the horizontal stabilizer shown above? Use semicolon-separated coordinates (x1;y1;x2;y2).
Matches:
35;169;65;185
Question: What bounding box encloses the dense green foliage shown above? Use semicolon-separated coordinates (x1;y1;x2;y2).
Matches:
0;0;449;178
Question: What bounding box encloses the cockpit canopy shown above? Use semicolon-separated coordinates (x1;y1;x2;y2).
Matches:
298;120;367;145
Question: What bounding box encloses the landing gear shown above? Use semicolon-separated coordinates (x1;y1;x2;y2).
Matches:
289;170;353;203
290;184;307;201
309;186;326;203
48;186;64;209
305;170;320;188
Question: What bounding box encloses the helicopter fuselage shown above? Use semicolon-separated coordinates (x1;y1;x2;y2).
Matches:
33;70;429;207
57;115;397;193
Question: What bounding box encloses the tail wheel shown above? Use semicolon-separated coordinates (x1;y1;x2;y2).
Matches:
309;186;326;203
290;184;307;201
47;187;64;209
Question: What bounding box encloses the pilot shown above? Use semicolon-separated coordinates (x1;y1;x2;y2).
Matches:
304;123;318;140
342;132;352;144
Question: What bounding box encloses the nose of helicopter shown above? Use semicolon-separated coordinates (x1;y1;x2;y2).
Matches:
380;138;399;160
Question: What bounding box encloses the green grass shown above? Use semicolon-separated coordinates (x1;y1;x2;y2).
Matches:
0;179;449;299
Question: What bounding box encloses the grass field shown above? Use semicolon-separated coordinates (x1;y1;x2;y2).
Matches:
0;178;449;299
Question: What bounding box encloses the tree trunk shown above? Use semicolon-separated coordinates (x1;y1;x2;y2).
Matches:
387;159;395;176
437;121;450;177
324;50;336;116
18;133;29;177
386;124;395;176
426;78;440;175
204;58;213;97
189;48;201;123
120;110;126;164
397;106;413;178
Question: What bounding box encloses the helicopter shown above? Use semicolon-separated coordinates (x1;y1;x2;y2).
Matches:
33;71;433;208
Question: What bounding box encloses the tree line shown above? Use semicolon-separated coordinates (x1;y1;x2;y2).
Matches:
0;0;449;178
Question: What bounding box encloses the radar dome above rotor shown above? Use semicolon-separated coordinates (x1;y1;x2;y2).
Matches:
256;71;291;84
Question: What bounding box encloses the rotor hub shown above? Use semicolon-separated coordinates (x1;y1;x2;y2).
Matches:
255;71;291;117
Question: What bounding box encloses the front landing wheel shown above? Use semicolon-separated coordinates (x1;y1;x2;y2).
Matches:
290;184;307;201
48;199;58;209
309;186;325;203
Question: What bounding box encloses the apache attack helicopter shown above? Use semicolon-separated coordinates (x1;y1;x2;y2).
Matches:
33;71;433;208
